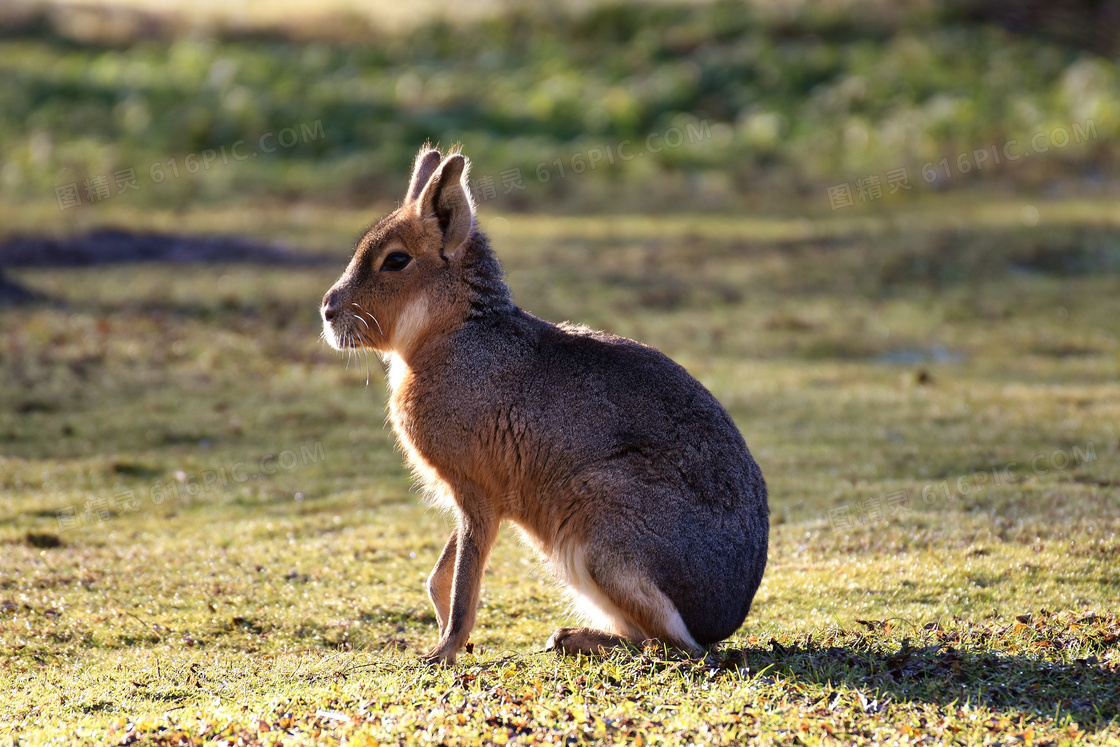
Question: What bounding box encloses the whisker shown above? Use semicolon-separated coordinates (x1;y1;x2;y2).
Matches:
351;313;370;348
352;303;384;337
363;345;371;387
345;304;388;384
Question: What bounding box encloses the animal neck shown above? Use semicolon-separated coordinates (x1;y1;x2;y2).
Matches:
381;292;444;395
387;293;432;360
381;350;412;394
458;231;515;318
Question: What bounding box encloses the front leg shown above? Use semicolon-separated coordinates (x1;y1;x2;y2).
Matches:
426;527;458;637
422;509;498;665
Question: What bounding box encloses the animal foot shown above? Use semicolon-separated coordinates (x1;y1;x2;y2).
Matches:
545;627;629;656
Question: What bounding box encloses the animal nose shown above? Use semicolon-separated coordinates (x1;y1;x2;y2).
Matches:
322;291;342;322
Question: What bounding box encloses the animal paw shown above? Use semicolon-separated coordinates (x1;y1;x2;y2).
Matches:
420;639;462;665
545;627;628;656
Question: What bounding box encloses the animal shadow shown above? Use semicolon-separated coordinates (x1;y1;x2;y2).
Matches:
721;619;1119;732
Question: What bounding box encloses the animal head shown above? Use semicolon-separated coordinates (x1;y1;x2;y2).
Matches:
321;144;478;357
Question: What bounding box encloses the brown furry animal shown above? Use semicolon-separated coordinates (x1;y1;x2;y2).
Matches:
321;145;769;664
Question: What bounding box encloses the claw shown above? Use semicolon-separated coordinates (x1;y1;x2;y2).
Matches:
420;642;460;665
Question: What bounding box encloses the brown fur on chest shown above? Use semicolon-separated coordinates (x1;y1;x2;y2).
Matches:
387;355;578;545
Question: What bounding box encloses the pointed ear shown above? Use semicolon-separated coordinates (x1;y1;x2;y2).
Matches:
405;147;443;204
416;154;475;257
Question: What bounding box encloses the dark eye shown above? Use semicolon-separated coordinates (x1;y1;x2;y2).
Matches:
380;251;412;272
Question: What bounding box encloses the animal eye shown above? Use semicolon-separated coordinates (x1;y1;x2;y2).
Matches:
380;251;412;272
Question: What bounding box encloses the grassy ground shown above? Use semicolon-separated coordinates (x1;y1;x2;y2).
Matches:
2;194;1120;745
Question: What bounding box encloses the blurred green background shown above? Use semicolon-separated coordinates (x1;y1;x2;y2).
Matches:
1;0;1117;215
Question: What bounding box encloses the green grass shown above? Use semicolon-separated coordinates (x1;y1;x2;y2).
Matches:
1;194;1119;744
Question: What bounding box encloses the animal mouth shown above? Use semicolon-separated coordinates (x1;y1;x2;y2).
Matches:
322;311;383;386
322;305;382;351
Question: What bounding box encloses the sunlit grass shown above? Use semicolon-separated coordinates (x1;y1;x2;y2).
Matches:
1;196;1118;744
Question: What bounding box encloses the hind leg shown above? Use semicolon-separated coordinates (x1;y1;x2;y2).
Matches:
426;528;458;637
546;544;703;658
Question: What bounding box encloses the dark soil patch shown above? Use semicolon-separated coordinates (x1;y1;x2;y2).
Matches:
0;229;331;268
0;229;334;304
0;268;45;306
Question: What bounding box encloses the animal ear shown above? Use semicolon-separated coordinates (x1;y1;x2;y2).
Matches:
405;145;443;204
416;153;475;258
